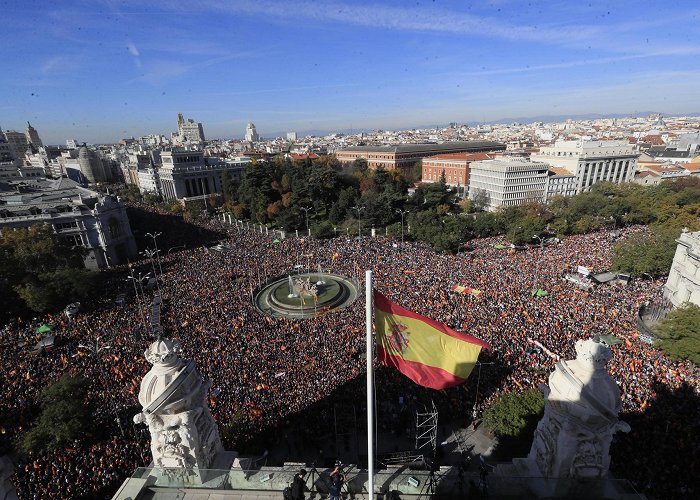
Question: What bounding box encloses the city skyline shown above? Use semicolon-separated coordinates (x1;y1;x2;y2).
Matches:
3;0;700;144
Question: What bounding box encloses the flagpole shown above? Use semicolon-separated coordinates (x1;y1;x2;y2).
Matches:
365;269;374;500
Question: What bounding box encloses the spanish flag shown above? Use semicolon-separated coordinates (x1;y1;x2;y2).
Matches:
374;291;490;389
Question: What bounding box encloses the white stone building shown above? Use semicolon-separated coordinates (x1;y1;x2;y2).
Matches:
530;140;638;194
0;178;137;269
158;149;249;202
245;122;259;142
664;230;700;307
175;113;205;144
468;158;550;210
138;166;162;197
545;167;578;200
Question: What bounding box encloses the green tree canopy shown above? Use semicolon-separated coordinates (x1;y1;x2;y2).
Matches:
22;374;92;454
483;389;544;438
653;303;700;364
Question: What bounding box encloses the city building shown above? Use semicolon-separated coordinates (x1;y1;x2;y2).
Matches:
545;167;578;200
0;130;17;165
0;178;137;268
2;130;30;163
530;140;638;194
468;158;550;211
245;122;260;142
287;131;297;141
176;113;205;144
632;163;688;186
25;122;43;149
158;148;249;202
137;166;161;197
421;152;492;187
664;230;700;307
66;138;79;149
335;141;506;176
78;145;110;183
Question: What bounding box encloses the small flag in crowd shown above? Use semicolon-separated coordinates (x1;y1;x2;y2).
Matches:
451;284;482;297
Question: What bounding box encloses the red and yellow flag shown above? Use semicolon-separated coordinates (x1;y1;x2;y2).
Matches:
374;291;490;390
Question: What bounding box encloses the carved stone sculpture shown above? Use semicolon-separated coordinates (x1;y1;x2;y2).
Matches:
517;337;630;479
133;339;222;476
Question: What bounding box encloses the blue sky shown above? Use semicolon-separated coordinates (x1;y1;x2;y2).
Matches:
2;0;700;144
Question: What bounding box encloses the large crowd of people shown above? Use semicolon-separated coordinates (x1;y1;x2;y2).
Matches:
1;213;698;499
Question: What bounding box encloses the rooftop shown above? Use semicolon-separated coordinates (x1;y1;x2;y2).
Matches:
337;140;505;154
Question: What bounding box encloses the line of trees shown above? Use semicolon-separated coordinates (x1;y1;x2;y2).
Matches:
215;156;700;276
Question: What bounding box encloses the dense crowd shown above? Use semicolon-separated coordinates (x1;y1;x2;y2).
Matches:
1;214;698;499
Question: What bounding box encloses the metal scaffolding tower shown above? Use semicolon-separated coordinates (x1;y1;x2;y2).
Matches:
415;400;438;455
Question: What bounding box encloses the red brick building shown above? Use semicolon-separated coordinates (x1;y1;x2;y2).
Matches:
335;141;505;176
422;152;493;187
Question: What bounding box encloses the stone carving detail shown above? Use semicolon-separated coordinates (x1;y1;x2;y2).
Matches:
521;338;630;478
133;339;222;477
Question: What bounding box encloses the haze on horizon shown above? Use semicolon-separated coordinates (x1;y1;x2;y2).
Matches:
3;0;700;144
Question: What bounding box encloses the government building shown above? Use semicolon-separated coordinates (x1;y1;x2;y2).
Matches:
468;158;550;211
335;141;505;176
530;140;638;194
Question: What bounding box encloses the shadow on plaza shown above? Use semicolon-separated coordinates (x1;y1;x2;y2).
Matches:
230;352;511;471
126;206;227;252
609;380;700;499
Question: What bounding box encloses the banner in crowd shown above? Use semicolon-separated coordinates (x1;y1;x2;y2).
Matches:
374;291;491;389
451;284;482;297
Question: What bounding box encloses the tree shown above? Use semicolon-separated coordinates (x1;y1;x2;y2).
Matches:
611;227;678;277
22;374;92;454
483;389;544;438
471;188;491;212
653;303;700;364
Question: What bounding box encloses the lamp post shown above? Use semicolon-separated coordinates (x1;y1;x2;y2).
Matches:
471;361;494;428
141;248;161;294
396;209;409;245
145;232;163;276
75;337;125;437
300;206;312;235
126;268;150;335
352;205;366;238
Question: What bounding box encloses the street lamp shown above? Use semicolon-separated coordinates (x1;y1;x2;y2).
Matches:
396;209;409;245
75;337;125;437
471;361;494;429
145;232;163;276
352;205;366;238
126;268;150;335
300;206;312;234
141;248;161;294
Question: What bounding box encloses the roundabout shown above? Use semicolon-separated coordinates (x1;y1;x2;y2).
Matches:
254;271;359;319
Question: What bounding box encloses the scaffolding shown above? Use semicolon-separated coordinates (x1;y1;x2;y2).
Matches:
415;400;438;455
334;404;359;464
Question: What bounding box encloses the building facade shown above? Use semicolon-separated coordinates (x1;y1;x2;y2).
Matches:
2;130;30;163
245;122;259;142
0;178;137;269
468;158;550;211
336;141;506;176
158;149;248;201
25;122;43;148
545;167;578;200
175;113;205;144
530;140;638;194
664;230;700;307
421;152;492;187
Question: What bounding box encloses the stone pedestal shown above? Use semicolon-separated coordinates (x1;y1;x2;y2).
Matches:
133;339;224;480
512;338;630;496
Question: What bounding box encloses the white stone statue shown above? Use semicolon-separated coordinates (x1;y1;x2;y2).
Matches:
516;337;630;479
133;339;223;477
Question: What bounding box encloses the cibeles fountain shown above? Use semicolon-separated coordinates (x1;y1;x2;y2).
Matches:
508;337;631;496
133;338;235;485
